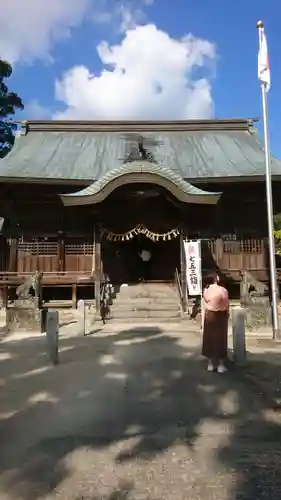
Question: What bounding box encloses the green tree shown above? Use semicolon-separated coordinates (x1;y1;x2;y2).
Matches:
273;213;281;255
0;59;24;158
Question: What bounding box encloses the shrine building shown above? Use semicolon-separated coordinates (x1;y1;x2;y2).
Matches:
0;118;280;309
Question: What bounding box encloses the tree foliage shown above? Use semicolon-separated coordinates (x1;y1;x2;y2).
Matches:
0;59;24;158
273;213;281;255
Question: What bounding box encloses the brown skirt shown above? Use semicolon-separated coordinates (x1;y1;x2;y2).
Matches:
202;309;228;360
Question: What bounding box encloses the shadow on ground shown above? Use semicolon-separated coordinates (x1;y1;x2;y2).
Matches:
0;326;281;499
239;339;281;408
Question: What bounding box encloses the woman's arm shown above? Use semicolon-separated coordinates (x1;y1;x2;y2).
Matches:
222;288;230;314
201;288;208;329
201;295;205;329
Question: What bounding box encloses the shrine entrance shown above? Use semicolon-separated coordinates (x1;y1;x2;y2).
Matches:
97;182;185;284
101;229;180;284
60;165;221;291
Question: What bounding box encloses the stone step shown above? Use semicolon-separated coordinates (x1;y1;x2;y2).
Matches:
117;285;176;295
109;309;181;319
117;283;175;289
117;287;177;294
117;288;177;297
117;295;178;302
59;314;77;325
105;316;184;324
111;303;179;312
113;298;179;307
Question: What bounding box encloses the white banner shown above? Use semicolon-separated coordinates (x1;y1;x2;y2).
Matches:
184;240;202;296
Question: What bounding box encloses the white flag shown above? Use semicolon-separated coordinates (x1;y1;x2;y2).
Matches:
258;26;270;91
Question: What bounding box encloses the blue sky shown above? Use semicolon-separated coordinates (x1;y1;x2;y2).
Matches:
2;0;281;156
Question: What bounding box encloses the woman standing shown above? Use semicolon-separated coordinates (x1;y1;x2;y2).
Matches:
202;272;229;373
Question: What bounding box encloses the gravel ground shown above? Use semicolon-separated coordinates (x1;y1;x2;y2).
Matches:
0;325;281;500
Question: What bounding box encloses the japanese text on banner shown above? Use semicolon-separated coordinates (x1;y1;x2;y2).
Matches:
184;240;202;296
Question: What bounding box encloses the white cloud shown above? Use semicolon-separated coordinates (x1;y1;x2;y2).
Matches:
24;100;51;119
54;24;216;120
91;0;153;33
0;0;154;65
118;4;145;32
0;0;91;65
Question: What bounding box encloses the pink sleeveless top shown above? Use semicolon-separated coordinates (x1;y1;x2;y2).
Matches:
203;283;229;312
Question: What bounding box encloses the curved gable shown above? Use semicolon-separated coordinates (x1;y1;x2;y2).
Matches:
60;161;221;206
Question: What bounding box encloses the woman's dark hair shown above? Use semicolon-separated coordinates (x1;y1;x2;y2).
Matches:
203;271;219;288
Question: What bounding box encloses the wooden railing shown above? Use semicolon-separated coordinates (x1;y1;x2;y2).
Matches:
0;271;98;309
0;271;95;285
205;238;267;280
174;268;186;313
0;237;272;283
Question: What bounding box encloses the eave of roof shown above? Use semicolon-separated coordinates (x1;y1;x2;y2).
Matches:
60;161;221;206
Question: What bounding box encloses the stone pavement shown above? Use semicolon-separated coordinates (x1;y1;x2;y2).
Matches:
1;323;281;499
228;331;281;409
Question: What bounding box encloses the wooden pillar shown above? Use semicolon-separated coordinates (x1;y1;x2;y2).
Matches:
72;284;77;309
58;235;65;272
239;272;247;305
2;285;8;308
9;238;18;272
0;236;5;270
95;225;101;316
215;196;222;235
215;238;223;268
0;287;5;308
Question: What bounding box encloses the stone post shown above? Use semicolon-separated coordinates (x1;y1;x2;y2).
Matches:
41;308;48;333
77;298;86;335
232;306;247;365
46;309;59;365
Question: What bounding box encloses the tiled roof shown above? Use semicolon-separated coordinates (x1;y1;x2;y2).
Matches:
0;119;280;181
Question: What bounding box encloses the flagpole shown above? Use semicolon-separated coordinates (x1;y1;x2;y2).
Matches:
257;20;280;339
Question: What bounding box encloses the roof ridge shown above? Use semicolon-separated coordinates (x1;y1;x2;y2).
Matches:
25;118;259;134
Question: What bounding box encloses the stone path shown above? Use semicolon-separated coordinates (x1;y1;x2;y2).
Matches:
1;324;281;499
229;332;281;408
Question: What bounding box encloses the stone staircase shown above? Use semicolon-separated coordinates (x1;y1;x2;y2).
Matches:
108;283;182;322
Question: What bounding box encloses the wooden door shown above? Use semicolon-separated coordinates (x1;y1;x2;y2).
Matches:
64;238;93;273
17;239;59;273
